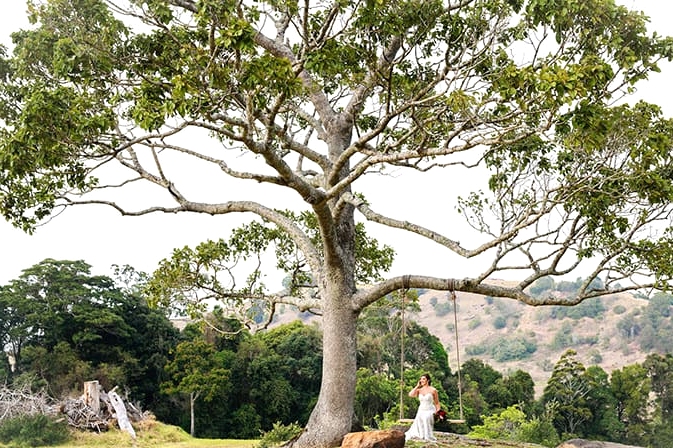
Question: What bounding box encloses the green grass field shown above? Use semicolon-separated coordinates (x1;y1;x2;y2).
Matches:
16;418;258;448
5;418;545;448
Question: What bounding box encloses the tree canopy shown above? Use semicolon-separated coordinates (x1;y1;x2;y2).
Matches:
2;1;673;446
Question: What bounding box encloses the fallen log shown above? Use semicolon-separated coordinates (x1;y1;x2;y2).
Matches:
108;387;136;440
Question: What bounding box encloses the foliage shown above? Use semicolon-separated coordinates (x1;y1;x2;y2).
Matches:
492;316;507;329
356;292;449;381
147;213;394;322
516;416;561;448
187;321;323;439
434;301;452;317
542;350;592;437
610;363;651;444
256;421;303;448
1;259;179;404
469;405;527;441
644;353;673;422
549;321;599;350
354;369;398;428
612;305;627;315
4;0;673;446
467;318;482;331
549;298;606;320
582;366;622;441
0;413;70;447
465;334;537;362
162;340;231;401
529;277;554;297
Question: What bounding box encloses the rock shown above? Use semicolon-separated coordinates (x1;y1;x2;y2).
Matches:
341;430;405;448
557;439;644;448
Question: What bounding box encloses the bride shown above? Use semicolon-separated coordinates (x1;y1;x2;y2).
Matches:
405;373;441;441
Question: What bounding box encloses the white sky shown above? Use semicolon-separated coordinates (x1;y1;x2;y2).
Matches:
0;1;672;286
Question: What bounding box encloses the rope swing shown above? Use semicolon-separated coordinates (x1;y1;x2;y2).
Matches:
449;286;465;424
399;277;408;421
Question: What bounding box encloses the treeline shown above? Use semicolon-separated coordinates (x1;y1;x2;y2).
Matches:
1;259;673;448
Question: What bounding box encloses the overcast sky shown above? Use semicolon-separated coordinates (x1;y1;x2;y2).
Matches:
1;1;672;286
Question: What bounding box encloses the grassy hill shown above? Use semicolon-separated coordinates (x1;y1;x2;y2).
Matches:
412;285;654;396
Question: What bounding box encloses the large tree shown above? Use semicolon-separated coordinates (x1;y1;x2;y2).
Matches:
2;0;673;446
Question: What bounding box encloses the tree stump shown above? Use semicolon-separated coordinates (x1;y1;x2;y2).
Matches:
82;381;100;414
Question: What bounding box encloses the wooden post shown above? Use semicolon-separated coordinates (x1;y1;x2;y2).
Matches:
83;381;100;414
109;388;136;440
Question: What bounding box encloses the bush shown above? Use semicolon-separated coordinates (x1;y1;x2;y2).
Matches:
256;421;303;448
491;336;537;362
465;343;488;356
434;301;452;317
613;304;627;314
517;417;560;447
0;414;70;447
467;317;482;330
468;405;525;440
493;316;507;329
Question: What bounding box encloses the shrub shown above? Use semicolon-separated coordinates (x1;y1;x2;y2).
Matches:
435;301;452;317
493;316;507;330
465;344;488;356
0;414;70;447
613;304;627;314
256;421;303;448
469;405;526;440
467;317;482;330
491;336;537;362
517;417;560;447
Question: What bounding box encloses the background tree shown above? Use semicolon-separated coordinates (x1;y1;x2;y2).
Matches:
542;349;592;438
354;368;398;428
610;363;651;445
643;353;673;445
582;365;621;441
161;339;231;437
2;259;179;401
2;1;673;446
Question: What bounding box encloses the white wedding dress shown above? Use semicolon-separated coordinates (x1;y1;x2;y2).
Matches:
405;393;436;441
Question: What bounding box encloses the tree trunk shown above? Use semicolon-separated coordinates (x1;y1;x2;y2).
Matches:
292;287;358;448
190;392;196;437
290;118;359;448
82;381;100;414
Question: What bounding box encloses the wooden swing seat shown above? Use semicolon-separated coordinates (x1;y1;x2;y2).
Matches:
447;419;465;424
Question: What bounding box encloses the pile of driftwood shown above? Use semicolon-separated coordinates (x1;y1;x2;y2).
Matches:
60;381;144;438
0;383;56;421
0;381;145;440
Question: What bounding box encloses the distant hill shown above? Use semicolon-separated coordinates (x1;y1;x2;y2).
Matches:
412;285;658;396
273;282;666;397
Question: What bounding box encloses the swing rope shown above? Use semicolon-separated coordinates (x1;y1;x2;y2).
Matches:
399;277;408;421
450;289;466;424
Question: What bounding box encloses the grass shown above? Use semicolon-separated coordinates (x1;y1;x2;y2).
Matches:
8;417;258;448
2;417;546;448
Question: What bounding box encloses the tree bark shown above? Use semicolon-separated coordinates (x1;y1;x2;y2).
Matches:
190;392;196;437
82;381;100;414
291;288;358;448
